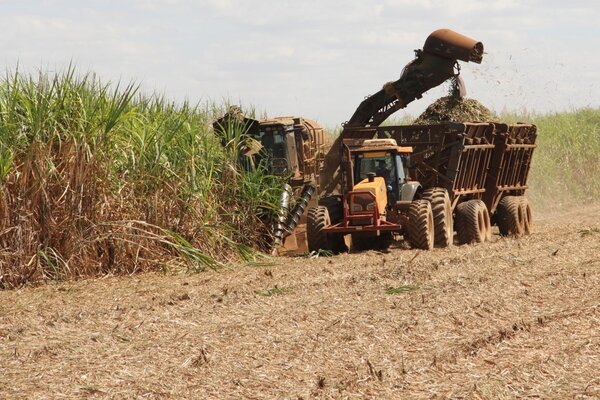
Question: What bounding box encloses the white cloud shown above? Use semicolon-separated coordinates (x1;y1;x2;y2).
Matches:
0;0;599;126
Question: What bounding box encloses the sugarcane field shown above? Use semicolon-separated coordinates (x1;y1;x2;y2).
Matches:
1;3;600;399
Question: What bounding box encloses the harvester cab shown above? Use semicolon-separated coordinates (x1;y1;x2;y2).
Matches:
253;119;300;178
213;111;324;186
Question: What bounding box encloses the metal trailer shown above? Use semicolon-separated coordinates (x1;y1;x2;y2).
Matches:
341;122;537;243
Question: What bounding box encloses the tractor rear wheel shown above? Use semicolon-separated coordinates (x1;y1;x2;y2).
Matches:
307;206;345;253
405;200;434;250
455;200;490;244
422;187;454;247
520;197;533;235
496;196;525;237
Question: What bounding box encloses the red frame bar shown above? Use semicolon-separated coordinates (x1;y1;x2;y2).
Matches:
323;190;402;234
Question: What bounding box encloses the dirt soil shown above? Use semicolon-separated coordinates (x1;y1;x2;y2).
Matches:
1;205;600;399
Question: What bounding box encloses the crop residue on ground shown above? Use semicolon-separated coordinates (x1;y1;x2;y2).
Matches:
1;205;599;398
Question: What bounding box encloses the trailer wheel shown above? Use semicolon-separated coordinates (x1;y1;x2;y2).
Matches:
484;205;492;242
307;206;345;253
455;200;490;244
520;197;533;235
422;187;454;247
406;200;434;250
496;196;525;237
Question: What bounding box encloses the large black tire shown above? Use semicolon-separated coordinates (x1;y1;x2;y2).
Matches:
455;200;490;244
319;196;347;251
318;196;343;224
349;233;375;252
496;196;525;237
405;200;434;250
348;232;391;252
520;197;533;235
421;187;453;247
379;232;394;249
484;205;492;242
307;206;345;253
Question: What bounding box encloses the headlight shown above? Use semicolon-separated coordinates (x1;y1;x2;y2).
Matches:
350;192;377;214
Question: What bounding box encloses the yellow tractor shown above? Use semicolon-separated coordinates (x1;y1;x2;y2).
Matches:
307;138;450;252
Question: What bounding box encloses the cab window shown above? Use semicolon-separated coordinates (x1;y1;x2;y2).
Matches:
354;152;396;185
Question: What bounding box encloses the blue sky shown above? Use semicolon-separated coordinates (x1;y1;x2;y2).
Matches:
1;0;599;127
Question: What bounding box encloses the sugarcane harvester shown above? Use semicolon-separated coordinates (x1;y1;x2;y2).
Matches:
213;110;325;252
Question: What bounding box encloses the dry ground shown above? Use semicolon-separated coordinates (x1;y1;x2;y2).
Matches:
1;205;599;399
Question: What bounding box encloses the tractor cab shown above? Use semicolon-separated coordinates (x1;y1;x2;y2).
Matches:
307;137;423;251
343;138;412;209
352;143;410;205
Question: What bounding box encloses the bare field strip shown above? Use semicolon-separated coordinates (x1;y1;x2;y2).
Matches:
1;205;599;399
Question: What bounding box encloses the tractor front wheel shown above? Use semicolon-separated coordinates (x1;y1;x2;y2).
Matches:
307;206;345;253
